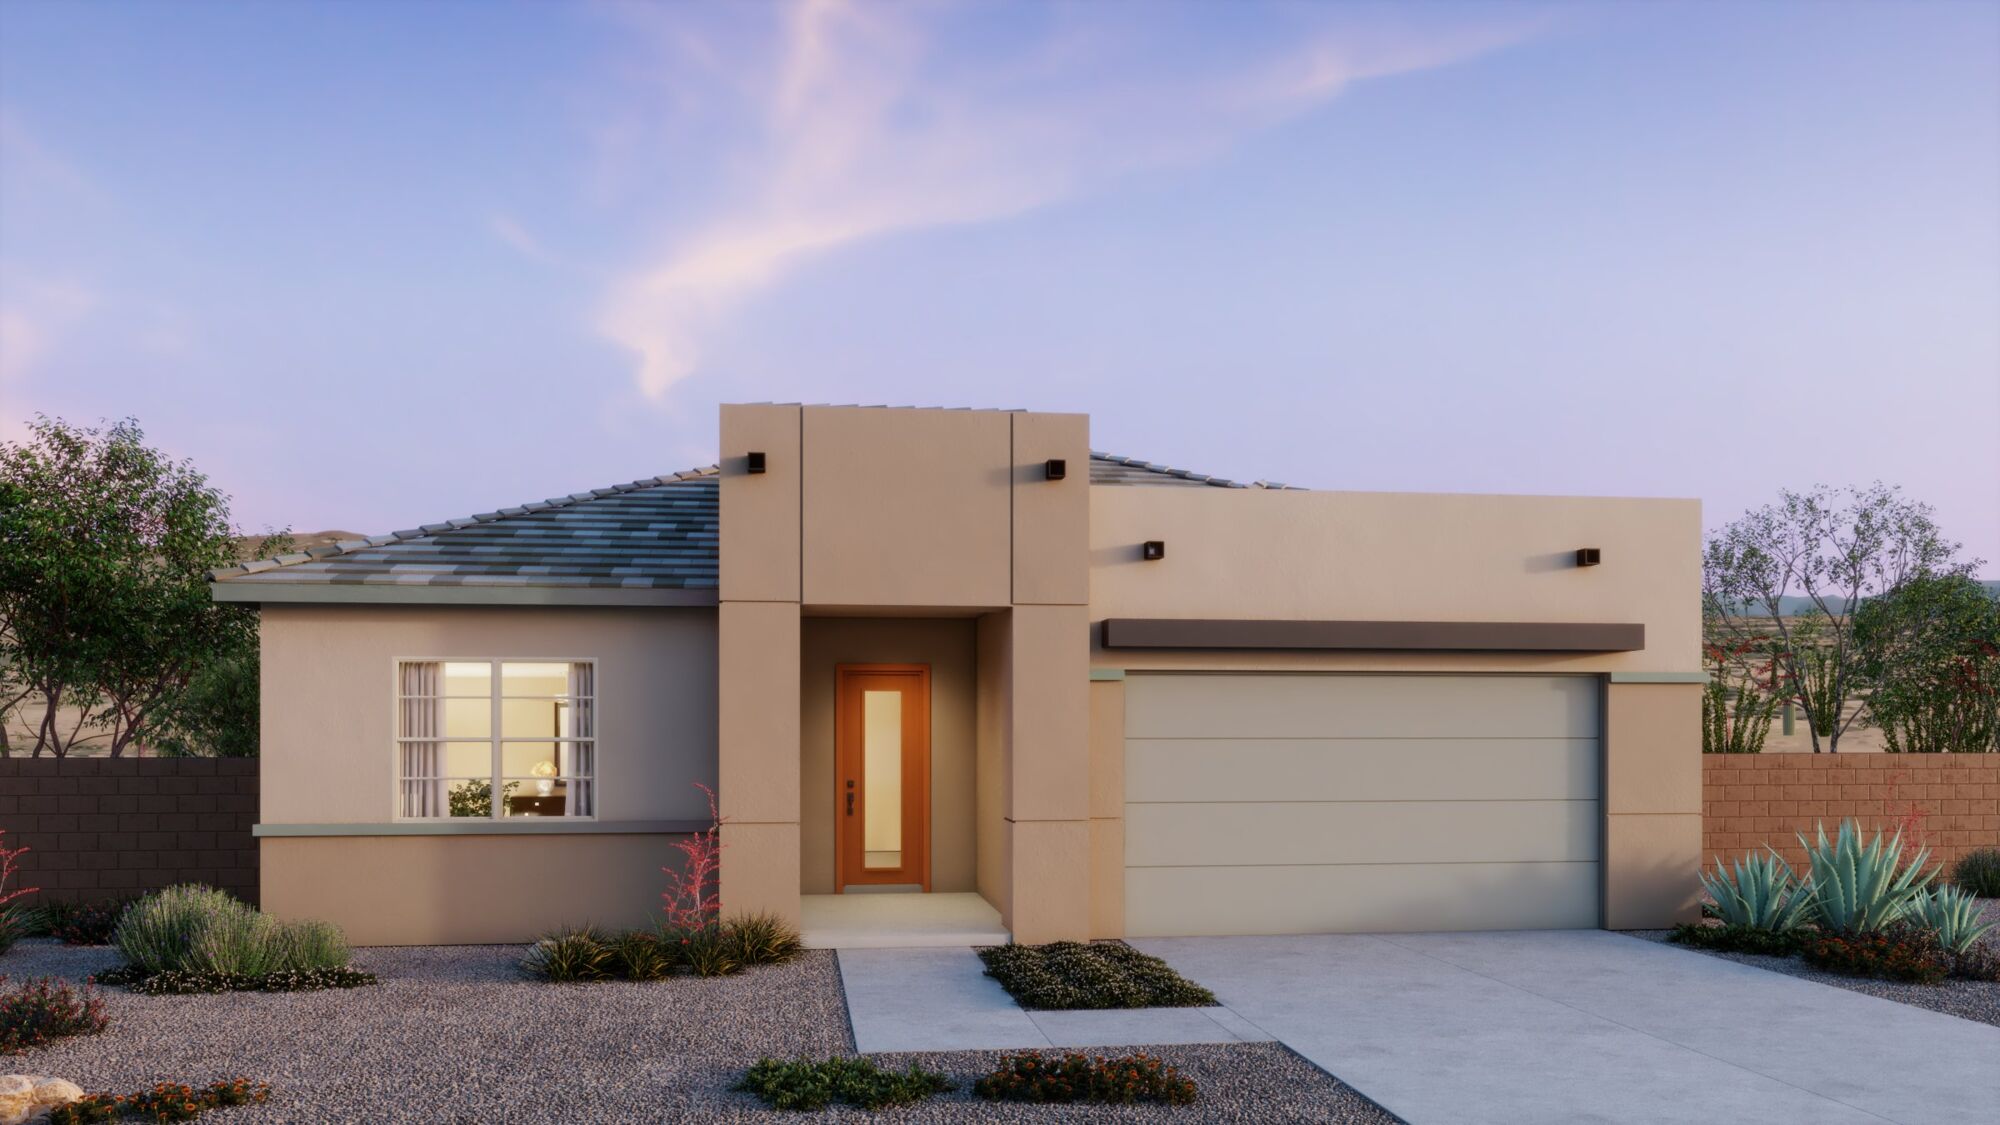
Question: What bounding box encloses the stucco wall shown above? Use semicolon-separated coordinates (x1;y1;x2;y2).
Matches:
798;617;978;894
1089;487;1700;675
259;604;718;825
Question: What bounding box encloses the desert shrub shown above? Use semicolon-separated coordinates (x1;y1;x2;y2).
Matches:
1951;847;2000;898
1798;927;1950;984
0;975;109;1054
973;1052;1198;1106
733;1057;952;1112
726;913;803;967
49;1079;271;1124
1799;820;1934;934
522;928;613;983
1667;922;1804;956
46;899;133;946
108;885;363;992
1906;884;1995;954
608;931;676;981
978;942;1216;1010
1698;851;1815;931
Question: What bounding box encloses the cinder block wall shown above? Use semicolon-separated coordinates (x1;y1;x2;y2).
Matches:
0;758;259;905
1703;755;2000;872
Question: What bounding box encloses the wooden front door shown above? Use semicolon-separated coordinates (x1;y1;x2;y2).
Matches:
835;664;931;891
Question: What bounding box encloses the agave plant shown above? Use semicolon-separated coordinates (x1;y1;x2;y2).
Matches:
1799;819;1936;934
1698;851;1815;932
1907;884;1996;954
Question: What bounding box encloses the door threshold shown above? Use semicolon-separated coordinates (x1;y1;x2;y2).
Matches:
843;883;924;894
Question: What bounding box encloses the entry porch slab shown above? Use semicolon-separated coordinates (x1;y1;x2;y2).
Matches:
800;892;1009;949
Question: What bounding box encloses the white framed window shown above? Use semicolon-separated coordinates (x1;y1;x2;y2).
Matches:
396;660;596;819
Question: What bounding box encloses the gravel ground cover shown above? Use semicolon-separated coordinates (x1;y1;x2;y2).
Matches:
1628;897;2000;1029
1;941;1394;1123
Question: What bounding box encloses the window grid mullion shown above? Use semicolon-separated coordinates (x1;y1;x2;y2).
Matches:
489;659;502;819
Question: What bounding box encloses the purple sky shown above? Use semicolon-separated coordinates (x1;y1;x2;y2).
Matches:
3;1;1996;567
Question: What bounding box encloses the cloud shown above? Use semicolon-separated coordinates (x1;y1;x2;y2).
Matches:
592;1;1533;400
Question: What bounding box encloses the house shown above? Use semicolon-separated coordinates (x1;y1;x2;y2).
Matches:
211;404;1702;946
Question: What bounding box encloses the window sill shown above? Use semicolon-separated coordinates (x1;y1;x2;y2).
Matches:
252;819;708;838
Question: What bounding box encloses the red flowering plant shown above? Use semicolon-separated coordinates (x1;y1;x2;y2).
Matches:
1;828;36;911
662;782;724;932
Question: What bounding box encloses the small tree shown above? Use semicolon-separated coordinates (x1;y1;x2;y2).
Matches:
1854;574;2000;753
1703;484;1977;752
1701;639;1780;754
0;416;280;756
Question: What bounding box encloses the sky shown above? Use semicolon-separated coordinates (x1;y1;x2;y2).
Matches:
2;0;1996;567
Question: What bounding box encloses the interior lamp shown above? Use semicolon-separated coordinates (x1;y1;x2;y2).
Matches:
532;760;558;796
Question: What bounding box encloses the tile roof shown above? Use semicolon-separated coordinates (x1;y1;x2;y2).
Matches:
213;452;1298;590
210;468;719;589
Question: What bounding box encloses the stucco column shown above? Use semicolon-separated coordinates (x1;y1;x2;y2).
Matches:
717;601;801;923
1602;678;1703;928
1005;603;1092;943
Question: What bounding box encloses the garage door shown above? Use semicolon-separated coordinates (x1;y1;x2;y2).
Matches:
1124;674;1600;936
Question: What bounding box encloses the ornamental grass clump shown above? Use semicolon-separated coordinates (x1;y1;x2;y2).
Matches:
109;885;368;993
1799;820;1935;935
974;1052;1198;1106
1951;847;2000;898
1698;851;1815;933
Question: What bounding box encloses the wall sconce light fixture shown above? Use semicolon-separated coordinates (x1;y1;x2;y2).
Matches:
1143;540;1166;561
1575;547;1601;567
1045;458;1067;481
746;451;767;475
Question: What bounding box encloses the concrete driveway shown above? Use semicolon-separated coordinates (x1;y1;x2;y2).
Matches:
1133;930;2000;1125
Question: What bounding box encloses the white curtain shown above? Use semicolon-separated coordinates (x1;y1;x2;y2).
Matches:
565;662;594;817
399;662;445;817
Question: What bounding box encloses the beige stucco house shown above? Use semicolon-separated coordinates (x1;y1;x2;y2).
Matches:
213;404;1703;946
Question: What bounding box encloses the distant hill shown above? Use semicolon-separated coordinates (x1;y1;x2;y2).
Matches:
1718;579;1999;617
232;530;365;561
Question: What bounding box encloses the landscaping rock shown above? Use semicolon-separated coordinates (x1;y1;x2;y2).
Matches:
0;1075;85;1125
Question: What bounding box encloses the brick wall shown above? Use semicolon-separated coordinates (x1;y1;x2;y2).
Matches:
1703;755;2000;872
0;758;258;906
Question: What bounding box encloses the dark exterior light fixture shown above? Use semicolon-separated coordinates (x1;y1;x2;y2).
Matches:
1045;458;1067;481
1143;540;1166;561
1575;548;1602;567
746;451;767;475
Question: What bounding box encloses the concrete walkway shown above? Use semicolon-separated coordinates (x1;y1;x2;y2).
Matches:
801;893;1010;949
837;947;1270;1054
1134;930;2000;1125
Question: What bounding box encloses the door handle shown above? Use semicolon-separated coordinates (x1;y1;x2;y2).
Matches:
846;791;855;816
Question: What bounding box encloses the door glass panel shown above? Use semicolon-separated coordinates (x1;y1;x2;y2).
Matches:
862;689;902;870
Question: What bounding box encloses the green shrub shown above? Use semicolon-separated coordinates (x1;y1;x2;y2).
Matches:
733;1057;951;1112
1798;927;1950;984
522;928;614;982
1667;922;1804;956
1699;851;1815;931
1949;942;2000;982
973;1052;1198;1106
726;912;803;967
978;942;1216;1010
1951;847;2000;898
112;884;359;988
1906;884;1995;954
0;975;109;1054
1799;820;1934;934
46;899;132;946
